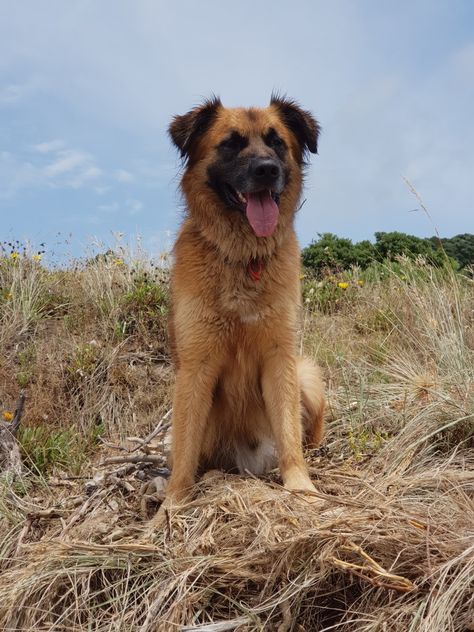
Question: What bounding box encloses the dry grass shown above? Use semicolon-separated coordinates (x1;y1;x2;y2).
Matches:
0;249;473;631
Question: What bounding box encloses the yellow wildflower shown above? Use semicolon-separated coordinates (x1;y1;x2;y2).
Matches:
114;259;124;266
2;411;13;422
337;282;349;289
357;280;364;286
10;252;19;260
32;254;42;261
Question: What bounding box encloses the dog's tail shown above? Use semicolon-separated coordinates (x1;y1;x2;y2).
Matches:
298;357;326;448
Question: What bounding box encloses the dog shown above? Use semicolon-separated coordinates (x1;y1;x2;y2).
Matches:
164;95;326;506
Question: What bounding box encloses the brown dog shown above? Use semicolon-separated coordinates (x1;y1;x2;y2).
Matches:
165;95;325;505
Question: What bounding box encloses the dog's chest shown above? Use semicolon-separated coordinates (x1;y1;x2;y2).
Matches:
218;266;275;323
217;333;264;419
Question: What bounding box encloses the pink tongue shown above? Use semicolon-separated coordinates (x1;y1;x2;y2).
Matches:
245;191;279;237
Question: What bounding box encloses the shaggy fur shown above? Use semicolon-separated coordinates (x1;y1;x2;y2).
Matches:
165;96;326;503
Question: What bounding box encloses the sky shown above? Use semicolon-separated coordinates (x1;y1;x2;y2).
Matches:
1;0;473;260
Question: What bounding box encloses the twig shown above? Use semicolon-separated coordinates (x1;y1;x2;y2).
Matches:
61;489;106;536
27;508;66;520
130;408;172;452
11;391;26;435
15;518;32;555
331;542;415;593
100;454;164;466
181;617;252;631
98;437;129;452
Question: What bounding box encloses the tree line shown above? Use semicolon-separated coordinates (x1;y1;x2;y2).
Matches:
301;232;474;273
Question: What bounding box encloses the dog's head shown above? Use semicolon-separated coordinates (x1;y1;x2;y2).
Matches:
169;95;319;239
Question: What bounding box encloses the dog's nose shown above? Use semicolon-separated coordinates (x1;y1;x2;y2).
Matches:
250;158;281;187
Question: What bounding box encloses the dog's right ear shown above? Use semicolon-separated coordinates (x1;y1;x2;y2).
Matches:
169;96;222;162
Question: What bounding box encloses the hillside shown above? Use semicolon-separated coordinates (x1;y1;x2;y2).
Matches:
0;249;473;631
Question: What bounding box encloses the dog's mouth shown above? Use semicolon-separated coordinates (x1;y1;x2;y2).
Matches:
224;184;280;237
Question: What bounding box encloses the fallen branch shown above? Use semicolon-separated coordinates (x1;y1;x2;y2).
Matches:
130;408;172;452
100;454;164;466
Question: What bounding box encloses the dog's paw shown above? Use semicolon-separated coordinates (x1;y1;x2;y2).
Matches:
284;475;320;504
140;494;183;541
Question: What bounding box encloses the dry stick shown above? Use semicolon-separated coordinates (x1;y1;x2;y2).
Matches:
331;542;415;593
181;618;252;632
100;454;164;466
14;519;32;556
61;489;107;536
98;437;130;452
130;408;172;452
11;391;26;435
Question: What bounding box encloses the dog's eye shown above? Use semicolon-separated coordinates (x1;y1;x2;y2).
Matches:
264;128;286;150
219;132;248;152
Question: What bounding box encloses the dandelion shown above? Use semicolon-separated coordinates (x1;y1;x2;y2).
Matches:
114;259;124;266
337;282;349;289
32;254;42;262
10;252;19;260
2;411;13;422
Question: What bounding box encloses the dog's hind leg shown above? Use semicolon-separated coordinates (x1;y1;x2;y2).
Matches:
298;357;326;448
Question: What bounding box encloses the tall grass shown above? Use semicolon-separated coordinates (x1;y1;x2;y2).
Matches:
0;248;473;630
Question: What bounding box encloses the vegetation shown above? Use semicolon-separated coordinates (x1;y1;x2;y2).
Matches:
302;231;474;274
0;243;473;630
433;233;474;269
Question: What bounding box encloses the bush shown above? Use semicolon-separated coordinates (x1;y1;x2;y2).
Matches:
302;231;461;275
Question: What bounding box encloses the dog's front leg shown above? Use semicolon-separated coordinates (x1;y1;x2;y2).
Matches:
165;360;219;504
262;353;316;494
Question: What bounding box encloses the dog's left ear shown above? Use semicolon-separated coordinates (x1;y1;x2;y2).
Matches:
270;94;320;160
169;96;222;162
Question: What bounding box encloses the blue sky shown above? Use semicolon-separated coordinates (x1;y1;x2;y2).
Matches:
1;1;473;259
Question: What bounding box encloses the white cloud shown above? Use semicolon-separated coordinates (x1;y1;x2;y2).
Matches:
451;42;474;80
0;84;24;105
33;139;65;154
114;169;134;182
0;77;40;106
42;148;102;187
97;202;119;213
0;143;103;196
0;151;41;198
126;198;143;215
44;149;90;177
95;185;111;195
96;198;143;216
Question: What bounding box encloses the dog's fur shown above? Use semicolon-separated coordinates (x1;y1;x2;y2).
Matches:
165;96;326;503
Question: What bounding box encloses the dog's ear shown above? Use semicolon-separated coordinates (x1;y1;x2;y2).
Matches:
169;96;222;161
270;94;320;160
